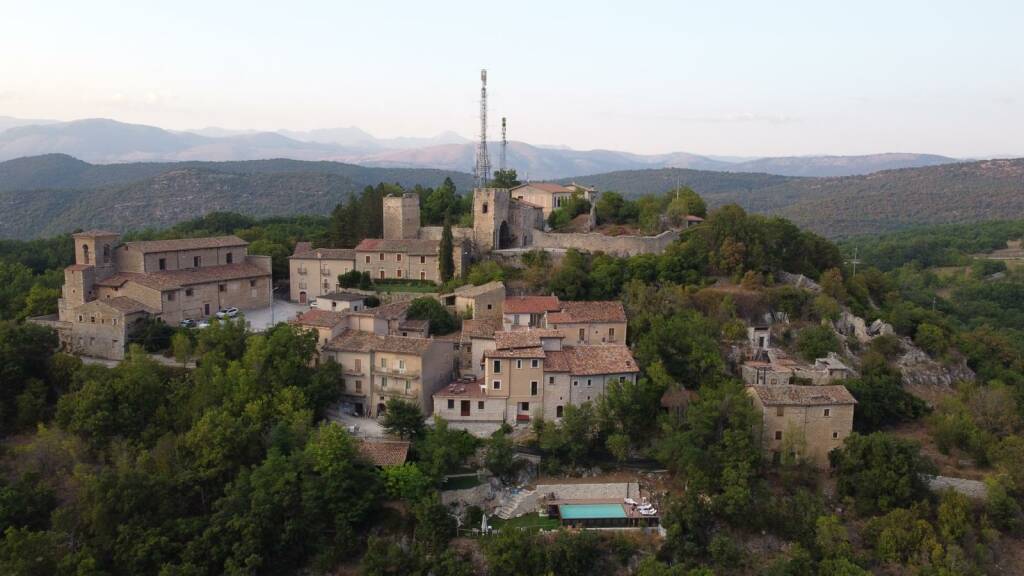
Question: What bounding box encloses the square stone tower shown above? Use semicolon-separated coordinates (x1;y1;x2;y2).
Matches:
60;230;121;320
383;193;421;240
472;188;511;251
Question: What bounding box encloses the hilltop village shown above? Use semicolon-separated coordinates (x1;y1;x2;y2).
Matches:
10;177;1022;574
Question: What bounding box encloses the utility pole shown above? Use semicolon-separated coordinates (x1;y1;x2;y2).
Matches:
500;117;507;173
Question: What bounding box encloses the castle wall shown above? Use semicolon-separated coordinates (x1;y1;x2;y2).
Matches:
383;194;421;240
527;229;679;257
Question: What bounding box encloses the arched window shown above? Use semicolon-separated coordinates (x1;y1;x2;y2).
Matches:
482;202;489;214
82;244;90;264
102;244;111;263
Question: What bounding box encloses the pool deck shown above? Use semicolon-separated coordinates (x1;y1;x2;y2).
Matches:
549;498;660;522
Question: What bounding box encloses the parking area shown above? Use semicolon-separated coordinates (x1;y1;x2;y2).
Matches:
243;298;308;331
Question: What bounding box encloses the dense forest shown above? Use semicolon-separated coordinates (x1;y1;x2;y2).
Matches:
1;185;1024;574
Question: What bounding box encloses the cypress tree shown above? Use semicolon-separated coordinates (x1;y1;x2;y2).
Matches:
439;219;455;282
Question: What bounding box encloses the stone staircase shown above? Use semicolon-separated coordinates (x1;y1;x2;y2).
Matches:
494;488;537;519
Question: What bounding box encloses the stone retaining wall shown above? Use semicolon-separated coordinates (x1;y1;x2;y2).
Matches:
528;229;679;257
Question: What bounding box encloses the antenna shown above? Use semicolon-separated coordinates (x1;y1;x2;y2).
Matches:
500;117;507;173
474;69;491;188
847;246;862;277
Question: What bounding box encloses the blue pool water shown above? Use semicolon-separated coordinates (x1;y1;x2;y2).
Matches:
559;503;626;519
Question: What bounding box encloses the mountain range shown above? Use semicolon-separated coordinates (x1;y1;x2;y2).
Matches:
0;117;960;179
2;153;1022;241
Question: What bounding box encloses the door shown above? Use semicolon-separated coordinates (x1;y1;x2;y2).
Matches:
299;291;307;304
204;303;210;316
460;400;470;417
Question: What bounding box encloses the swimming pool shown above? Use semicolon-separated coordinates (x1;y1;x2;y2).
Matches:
558;503;626;520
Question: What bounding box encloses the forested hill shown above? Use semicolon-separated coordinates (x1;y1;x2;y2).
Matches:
568;158;1024;237
0;155;475;239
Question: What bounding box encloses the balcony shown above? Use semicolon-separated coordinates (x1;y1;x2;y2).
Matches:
376;367;420;379
320;268;331;276
343;368;366;377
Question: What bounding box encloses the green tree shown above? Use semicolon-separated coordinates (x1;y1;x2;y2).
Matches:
439;220;455;283
405;297;457;335
830;432;933;515
381;399;425;440
914;322;949;356
381;463;432;501
795;325;840;362
485;427;518;483
634;311;724;388
491;169;520;189
413;493;456;555
171;331;193;367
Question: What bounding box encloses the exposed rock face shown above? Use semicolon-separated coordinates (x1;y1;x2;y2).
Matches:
777;271;822;293
834;311;895;344
897;341;975;392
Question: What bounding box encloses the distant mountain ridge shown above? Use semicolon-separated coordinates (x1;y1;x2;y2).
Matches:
0;117;962;179
2;154;1022;240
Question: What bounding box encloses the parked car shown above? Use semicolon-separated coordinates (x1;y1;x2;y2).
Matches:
179;319;196;328
215;307;239;319
309;298;319;309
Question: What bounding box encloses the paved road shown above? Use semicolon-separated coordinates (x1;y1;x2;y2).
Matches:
244;298;308;331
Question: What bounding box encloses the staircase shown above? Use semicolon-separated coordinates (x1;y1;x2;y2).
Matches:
494;489;536;520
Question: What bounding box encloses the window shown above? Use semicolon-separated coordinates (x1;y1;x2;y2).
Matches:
492;360;501;373
185;288;194;297
396;253;402;262
250;279;256;288
380;357;387;369
478;401;485;410
354;359;362;372
82;244;90;264
226;252;233;264
379;270;385;280
531;359;539;368
365;255;371;264
167;291;175;301
573;380;578;387
448;399;455;410
556;405;564;418
193;256;201;267
832;431;839;439
587;379;592;387
158;258;166;270
405;381;411;392
776;406;784;417
219;284;226;293
396;269;402;278
824;408;831;417
520;402;529;411
609;327;615;340
380;376;388;388
90;315;96;323
112;318;118;326
578;328;585;342
102;244;111;263
420;256;426;264
516;359;522;369
398;359;405;371
492;380;501;390
487;304;493;310
379;253;385;261
531;381;538;396
775;430;782;440
548;376;554;385
354;380;363;392
78;315;83;322
482;202;488;214
420;271;426;281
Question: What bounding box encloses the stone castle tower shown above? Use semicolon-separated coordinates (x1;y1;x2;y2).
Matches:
59;230;121;321
472;187;511;252
383;193;421;240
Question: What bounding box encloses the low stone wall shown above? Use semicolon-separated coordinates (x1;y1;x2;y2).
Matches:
528;229;679;257
928;475;988;500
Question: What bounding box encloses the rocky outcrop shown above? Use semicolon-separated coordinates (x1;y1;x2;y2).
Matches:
777;271;822;293
897;341;975;392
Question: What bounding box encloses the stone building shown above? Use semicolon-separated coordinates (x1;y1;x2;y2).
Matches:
323;329;457;417
450;329;639;425
746;384;856;468
354;238;446;282
441;281;505;319
44;230;272;360
502;295;562;329
546;300;628;345
288;243;356;304
509;183;598;218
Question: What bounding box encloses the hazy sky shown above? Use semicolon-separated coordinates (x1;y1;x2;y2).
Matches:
2;0;1021;157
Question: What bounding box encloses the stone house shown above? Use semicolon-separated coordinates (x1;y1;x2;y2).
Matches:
502;295;561;330
288;244;356;304
49;230;271;360
441;281;505;319
432;376;508;423
289;309;349;350
461;316;503;377
355;238;445;283
509;182;598;218
545;300;628;345
314;291;367;312
323;329;456;417
746;384;857;468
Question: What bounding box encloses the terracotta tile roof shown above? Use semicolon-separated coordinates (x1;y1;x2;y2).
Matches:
84;296;155;315
399;318;430;332
686;215;705;222
546;300;627;324
545;345;639;376
292;241;312;255
511;182;574;194
748;384;857;406
358;440;410;467
487;346;547;359
289;247;356;261
123;235;248;254
462;317;504;339
433;377;487;398
324;329;434;355
291;309;346;328
95;262;269;292
495;329;563;349
503;295;561;314
319;291;365;302
350;300;410;321
72;229;119;237
355;238;440;256
447;281;505;298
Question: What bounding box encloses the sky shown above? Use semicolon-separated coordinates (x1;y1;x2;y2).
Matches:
2;0;1022;157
